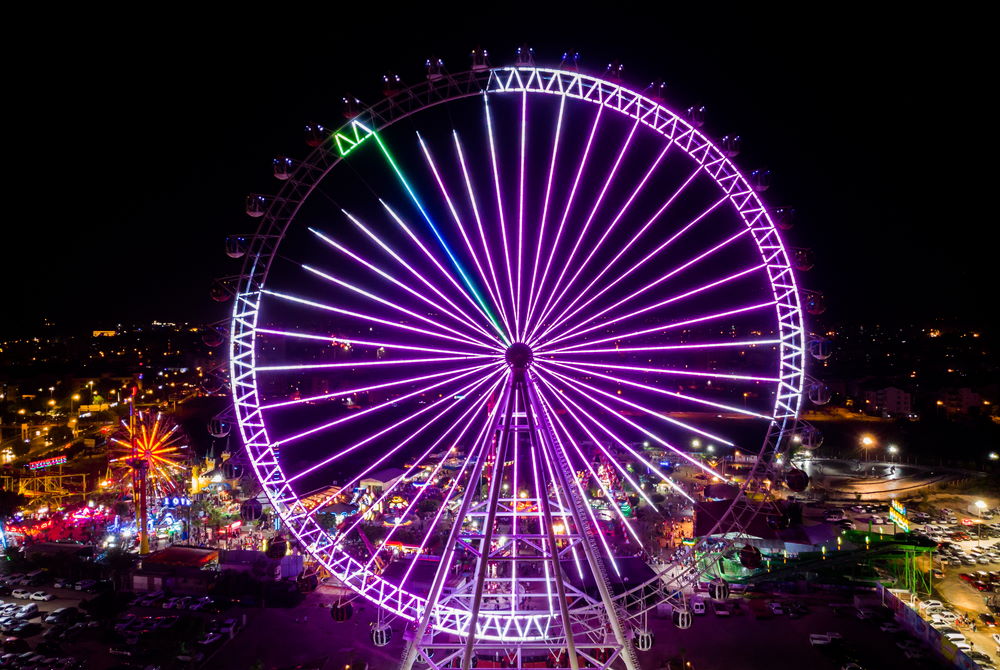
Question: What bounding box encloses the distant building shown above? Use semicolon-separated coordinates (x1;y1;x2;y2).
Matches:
92;330;116;337
939;387;983;414
863;386;912;417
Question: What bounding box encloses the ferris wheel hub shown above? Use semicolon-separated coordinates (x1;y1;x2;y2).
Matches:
504;342;533;370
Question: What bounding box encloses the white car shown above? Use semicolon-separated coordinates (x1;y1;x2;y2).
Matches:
941;631;966;642
30;591;54;601
10;589;31;600
953;640;972;651
809;633;832;646
919;600;943;610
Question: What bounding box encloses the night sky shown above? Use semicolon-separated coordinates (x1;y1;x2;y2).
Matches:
6;7;990;335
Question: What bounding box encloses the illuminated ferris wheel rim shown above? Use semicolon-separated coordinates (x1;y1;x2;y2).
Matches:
229;64;806;640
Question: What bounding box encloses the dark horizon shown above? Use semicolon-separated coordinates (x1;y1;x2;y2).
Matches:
6;8;991;336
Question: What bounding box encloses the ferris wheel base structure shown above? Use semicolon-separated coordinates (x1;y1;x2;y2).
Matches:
227;61;811;670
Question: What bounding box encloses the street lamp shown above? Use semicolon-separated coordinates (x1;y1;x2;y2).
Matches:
860;434;875;462
887;445;899;463
975;500;987;547
989;452;999;462
71;393;80;414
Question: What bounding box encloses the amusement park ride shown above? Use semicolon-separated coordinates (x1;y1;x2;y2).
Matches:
213;46;832;669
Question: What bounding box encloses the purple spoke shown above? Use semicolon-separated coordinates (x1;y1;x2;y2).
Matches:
544;359;773;420
544;259;762;350
258;363;504;411
516;91;528;342
536;379;658;512
274;362;500;449
255;329;488;358
286;366;503;481
533;371;694;503
523;94;566;339
529;164;709;346
333;373;504;558
535;412;584;579
309;227;496;344
549;359;779;384
399;378;505;586
261;289;498;352
416;134;513;339
483;94;519;339
454;131;512;336
534;361;735;445
551;338;782;356
530;104;604;339
302;264;495;350
300;370;503;524
526;433;555;614
341;210;497;346
256;354;495;372
537;387;647;546
525;140;673;344
538;301;775;354
529;117;641;336
534;365;727;482
378;202;497;335
533;385;621;576
534;193;730;347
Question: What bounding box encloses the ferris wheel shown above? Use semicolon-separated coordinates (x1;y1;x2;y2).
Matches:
227;49;810;670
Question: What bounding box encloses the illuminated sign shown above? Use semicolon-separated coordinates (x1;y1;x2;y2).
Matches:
159;496;191;507
28;455;67;470
889;499;909;532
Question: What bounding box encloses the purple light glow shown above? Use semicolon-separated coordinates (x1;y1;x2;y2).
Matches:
543;406;644;548
544;359;772;420
453;131;512;337
286;366;503;481
338;211;500;349
523;94;565;338
533;371;694;502
544;338;781;356
273;362;501;450
525;138;673;345
534;361;735;446
337;373;505;559
255;328;488;359
529;165;710;345
528;117;641;335
548;358;778;383
534;366;728;483
302;264;495;350
416;135;513;341
307;227;494;344
483;94;519;339
533;193;730;346
542;258;762;350
539;301;775;354
260;289;499;352
379;201;501;340
529;104;604;337
516;91;527;343
399;381;505;587
256;354;495;372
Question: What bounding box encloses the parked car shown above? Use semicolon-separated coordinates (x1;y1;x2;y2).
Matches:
198;632;223;645
712;600;730;617
8;591;29;601
13;604;37;620
29;591;53;601
74;579;96;592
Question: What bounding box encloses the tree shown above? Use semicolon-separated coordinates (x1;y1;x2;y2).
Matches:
0;489;27;522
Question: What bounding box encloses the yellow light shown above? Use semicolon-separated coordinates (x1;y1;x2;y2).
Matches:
861;435;875;447
72;394;80;400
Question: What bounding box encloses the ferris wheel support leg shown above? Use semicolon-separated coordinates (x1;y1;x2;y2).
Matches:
522;378;581;670
399;381;512;670
460;376;517;670
524;377;640;670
